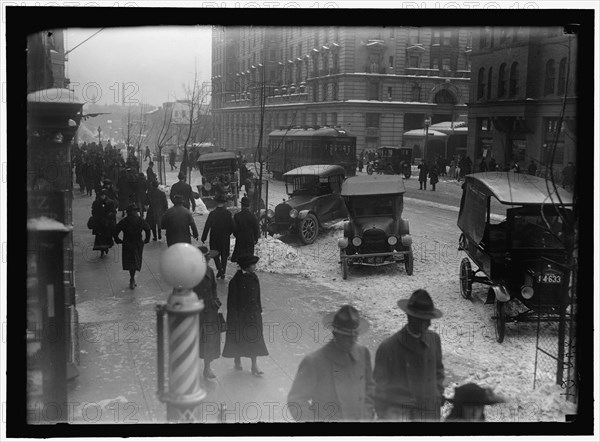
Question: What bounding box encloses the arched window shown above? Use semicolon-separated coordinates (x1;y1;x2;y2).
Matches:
487;67;493;99
544;59;556;96
509;62;519;97
498;63;507;97
434;89;457;104
477;67;485;99
557;58;567;96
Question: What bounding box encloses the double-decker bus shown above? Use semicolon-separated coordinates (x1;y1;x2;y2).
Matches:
267;126;357;179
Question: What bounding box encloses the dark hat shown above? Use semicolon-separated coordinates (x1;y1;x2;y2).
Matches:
198;245;219;259
236;254;260;269
447;383;505;405
172;194;184;203
126;203;140;212
151;180;159;188
241;196;251;207
322;305;369;336
103;178;112;184
178;172;186;180
397;289;443;320
214;194;227;204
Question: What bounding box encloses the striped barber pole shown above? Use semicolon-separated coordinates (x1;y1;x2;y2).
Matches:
168;313;201;396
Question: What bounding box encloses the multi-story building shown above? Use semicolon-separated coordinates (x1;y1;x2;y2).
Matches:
211;26;472;161
467;26;577;174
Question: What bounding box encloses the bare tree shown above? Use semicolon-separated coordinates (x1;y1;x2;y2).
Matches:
150;101;176;184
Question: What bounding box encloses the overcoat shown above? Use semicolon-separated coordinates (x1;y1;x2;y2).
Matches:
116;172;131;211
171;180;196;211
91;197;116;251
418;163;429;182
287;341;376;422
161;205;199;246
373;326;445;421
231;208;260;263
221;270;269;358
429;165;439;186
201;206;233;257
144;187;168;230
113;215;151;271
193;266;222;361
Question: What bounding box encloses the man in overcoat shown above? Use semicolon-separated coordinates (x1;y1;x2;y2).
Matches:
193;246;222;380
373;289;445;421
116;168;131;217
144;180;168;241
231;196;260;263
418;160;429;190
201;194;234;279
160;194;199;246
113;204;151;289
171;171;196;211
287;305;375;422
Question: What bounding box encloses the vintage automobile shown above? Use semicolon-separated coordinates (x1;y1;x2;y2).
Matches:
457;172;574;343
262;164;347;244
366;146;413;179
338;175;413;279
196;151;239;207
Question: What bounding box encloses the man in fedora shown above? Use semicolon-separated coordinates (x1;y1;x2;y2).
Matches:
373;289;445;421
231;196;260;263
201;193;233;279
170;171;196;211
160;194;199;246
445;382;505;422
287;305;375;422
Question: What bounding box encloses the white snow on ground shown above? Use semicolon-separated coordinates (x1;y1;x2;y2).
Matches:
247;177;577;423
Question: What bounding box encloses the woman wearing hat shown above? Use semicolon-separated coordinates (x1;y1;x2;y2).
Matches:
113;203;151;289
231;196;260;263
373;289;445;421
90;189;117;259
445;383;505;421
193;246;223;379
221;254;268;376
287;305;375;421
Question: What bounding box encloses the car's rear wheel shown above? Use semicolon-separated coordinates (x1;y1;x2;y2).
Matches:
494;300;506;343
299;214;318;244
459;257;473;299
404;248;413;275
366;164;374;175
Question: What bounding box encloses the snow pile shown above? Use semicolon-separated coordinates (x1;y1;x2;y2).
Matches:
253;236;322;276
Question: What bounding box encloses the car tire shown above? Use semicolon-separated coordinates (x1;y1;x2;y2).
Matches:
494;300;506;343
299;214;318;244
366;165;374;175
341;257;348;280
404;248;414;275
459;257;473;299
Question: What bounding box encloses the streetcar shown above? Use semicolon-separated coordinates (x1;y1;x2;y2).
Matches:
267;126;357;179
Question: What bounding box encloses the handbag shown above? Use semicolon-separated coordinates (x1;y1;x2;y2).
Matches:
87;216;96;230
218;313;227;333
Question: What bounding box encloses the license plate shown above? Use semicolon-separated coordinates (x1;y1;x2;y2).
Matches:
537;274;562;284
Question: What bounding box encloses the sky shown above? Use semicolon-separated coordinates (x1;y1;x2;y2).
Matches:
65;26;212;108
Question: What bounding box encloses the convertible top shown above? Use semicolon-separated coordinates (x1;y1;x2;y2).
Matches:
342;175;406;196
465;172;573;206
284;164;346;177
197;151;237;162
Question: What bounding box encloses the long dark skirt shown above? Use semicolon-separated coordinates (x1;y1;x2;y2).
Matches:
199;308;222;361
92;221;114;251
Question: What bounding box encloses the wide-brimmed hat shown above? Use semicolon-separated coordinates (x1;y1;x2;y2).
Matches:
447;383;505;405
198;245;219;259
214;194;227;204
322;305;369;336
236;254;259;268
397;289;443;320
172;194;184;203
241;196;251;207
126;203;140;212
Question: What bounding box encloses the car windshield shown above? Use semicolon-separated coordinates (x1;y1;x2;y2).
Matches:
347;195;395;217
285;175;321;195
511;212;570;249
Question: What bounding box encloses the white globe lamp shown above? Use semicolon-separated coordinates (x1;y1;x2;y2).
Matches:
159;243;207;289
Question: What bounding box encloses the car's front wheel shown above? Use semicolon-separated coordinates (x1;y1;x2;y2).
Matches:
404;248;414;275
299;214;318;244
366;164;374;175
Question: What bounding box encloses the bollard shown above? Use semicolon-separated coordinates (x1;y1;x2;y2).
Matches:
156;243;208;422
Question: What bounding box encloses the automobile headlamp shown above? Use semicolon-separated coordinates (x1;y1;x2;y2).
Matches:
204;182;212;191
352;237;362;247
338;238;349;249
289;209;298;218
387;236;398;246
521;274;534;299
267;209;275;218
401;234;412;246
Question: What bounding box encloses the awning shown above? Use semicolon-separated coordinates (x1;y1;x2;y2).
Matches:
403;129;448;138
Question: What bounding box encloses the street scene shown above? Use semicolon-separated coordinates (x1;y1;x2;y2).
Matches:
22;19;585;432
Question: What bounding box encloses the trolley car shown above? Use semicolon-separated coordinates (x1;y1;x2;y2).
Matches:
267;126;357;179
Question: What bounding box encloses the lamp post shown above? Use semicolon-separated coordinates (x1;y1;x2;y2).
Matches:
423;115;431;162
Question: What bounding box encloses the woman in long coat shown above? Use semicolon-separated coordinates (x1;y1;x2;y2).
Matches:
222;255;269;376
193;246;222;380
113;203;151;289
91;190;116;259
144;180;168;241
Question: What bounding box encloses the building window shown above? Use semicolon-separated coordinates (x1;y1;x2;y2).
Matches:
321;112;327;125
409;55;420;68
387;86;393;100
313;82;319;101
389;56;394;68
297;42;302;56
487;67;493;99
301;113;307;127
389;27;394;38
332;81;339;100
312;112;318;126
432;57;440;69
509;62;519;97
366;113;380;128
442;30;452;46
477;67;485;99
432;30;440;45
558;58;567;96
367;80;380;100
331;112;338;126
409;27;420;45
412;85;421;101
322;82;328;101
544;59;556;96
480;27;492;47
442;57;451;71
498;63;507;97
